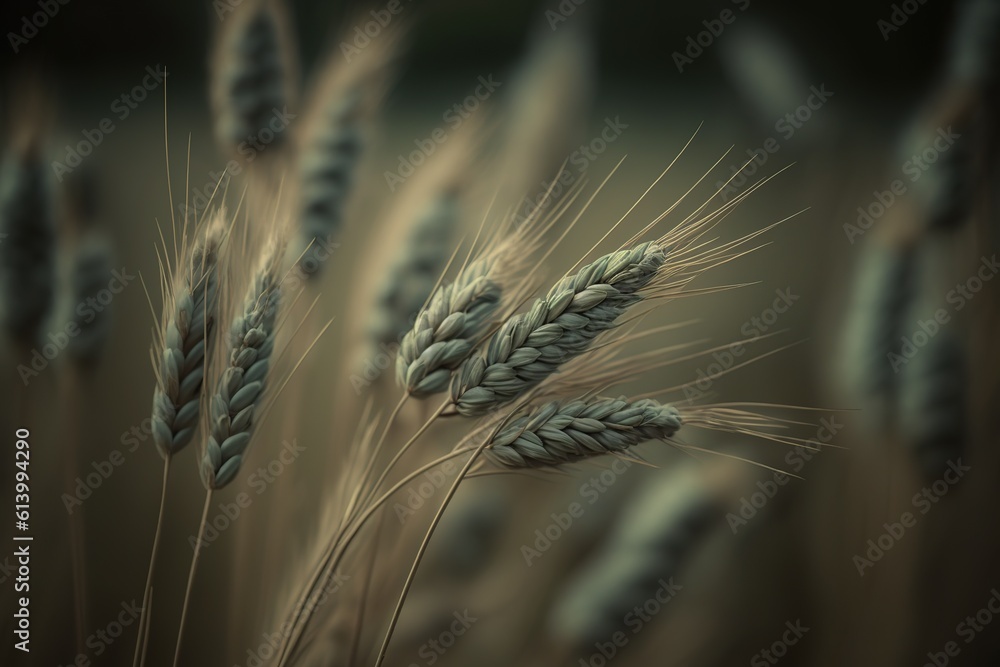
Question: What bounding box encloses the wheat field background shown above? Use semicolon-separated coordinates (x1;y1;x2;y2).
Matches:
0;1;998;666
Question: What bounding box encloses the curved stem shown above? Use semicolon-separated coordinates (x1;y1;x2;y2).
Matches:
133;456;172;667
276;446;474;667
358;398;451;514
138;587;155;667
344;393;409;524
172;489;212;667
373;440;488;666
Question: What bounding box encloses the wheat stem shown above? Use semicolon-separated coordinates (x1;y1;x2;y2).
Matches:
344;393;409;522
358;397;450;513
132;456;171;667
373;439;489;667
276;446;474;666
172;489;212;667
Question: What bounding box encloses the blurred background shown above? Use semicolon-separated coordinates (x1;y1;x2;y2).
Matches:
0;0;998;666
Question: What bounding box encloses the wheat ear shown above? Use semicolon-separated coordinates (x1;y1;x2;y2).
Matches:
133;215;223;667
210;0;297;155
485;396;681;467
547;466;718;656
174;236;283;667
292;17;400;278
370;191;461;349
150;219;224;457
899;326;967;479
201;236;282;489
451;242;666;416
395;256;503;397
0;139;56;351
65;231;114;366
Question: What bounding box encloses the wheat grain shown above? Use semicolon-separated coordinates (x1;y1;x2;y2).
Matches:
150;217;224;458
485;395;681;468
201;237;282;489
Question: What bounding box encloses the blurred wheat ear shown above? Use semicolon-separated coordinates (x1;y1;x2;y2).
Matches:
840;242;916;432
0;117;56;356
210;0;299;157
544;465;719;662
289;16;402;280
61;168;114;368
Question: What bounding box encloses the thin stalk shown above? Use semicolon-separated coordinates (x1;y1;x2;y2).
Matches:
373;440;488;667
344;393;409;523
276;446;474;667
133;456;172;667
358;398;450;514
172;489;213;667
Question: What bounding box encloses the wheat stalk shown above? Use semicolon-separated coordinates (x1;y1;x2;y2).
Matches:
174;234;284;667
133;213;224;667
